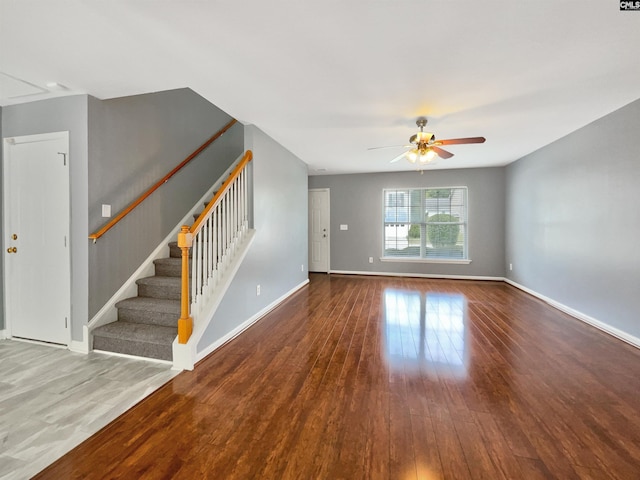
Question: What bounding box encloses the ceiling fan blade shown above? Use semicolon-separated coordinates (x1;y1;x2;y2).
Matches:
367;144;411;151
390;151;408;163
432;146;454;159
437;136;486;145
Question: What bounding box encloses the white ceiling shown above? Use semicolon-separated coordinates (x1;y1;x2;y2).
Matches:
1;1;639;175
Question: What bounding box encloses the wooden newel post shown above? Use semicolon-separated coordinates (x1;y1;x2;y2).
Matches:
178;225;193;344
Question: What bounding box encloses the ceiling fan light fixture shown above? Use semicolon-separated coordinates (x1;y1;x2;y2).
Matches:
419;148;437;164
406;150;418;163
377;117;485;167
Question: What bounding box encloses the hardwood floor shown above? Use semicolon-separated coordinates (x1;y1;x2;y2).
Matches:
34;274;640;479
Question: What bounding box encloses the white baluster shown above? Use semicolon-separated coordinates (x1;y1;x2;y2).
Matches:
212;208;218;286
232;181;237;247
208;216;213;287
217;203;222;271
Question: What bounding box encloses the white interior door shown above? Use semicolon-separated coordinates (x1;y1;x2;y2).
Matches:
3;132;71;345
309;189;330;273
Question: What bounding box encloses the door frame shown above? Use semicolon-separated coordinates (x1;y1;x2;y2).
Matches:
2;131;72;346
308;188;330;273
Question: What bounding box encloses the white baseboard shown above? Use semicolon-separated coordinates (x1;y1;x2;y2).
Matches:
69;341;88;354
329;270;504;282
8;337;67;349
194;278;310;365
504;278;640;349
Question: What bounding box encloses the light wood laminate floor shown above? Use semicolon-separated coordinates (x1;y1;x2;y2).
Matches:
30;274;640;479
0;341;178;480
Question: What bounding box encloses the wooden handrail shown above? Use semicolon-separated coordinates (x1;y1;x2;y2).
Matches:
190;149;253;235
89;118;238;242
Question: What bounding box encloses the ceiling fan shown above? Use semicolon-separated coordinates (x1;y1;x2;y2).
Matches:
371;117;486;165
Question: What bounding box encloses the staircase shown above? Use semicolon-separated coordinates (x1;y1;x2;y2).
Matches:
90;150;253;366
92;240;190;361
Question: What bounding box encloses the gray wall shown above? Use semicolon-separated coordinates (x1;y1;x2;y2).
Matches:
506;98;640;340
87;88;243;317
308;168;505;278
2;96;89;340
198;125;308;352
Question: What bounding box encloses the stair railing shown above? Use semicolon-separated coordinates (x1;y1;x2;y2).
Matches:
178;150;253;343
89;118;238;242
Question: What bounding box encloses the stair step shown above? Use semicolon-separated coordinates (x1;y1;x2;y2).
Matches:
153;257;186;277
93;322;176;361
115;297;180;327
168;241;192;259
136;276;181;300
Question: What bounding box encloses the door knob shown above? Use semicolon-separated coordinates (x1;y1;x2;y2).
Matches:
7;247;17;253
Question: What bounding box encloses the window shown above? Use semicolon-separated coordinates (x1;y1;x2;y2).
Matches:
383;187;468;262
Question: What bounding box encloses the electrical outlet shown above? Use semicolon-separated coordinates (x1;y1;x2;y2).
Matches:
301;264;304;271
256;285;261;296
368;257;373;264
509;263;513;271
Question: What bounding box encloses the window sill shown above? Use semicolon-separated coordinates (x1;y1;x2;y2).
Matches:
379;257;472;265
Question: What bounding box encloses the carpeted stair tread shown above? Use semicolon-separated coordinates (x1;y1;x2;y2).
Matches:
136;275;182;300
92;322;176;361
137;276;181;287
93;321;176;343
115;296;180;314
117;297;180;327
153;257;185;277
115;296;180;328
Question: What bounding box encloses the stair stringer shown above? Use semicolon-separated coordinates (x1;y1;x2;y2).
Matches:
172;229;255;371
86;156;244;353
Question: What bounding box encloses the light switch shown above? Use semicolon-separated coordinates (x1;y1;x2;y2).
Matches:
340;224;348;230
102;204;112;217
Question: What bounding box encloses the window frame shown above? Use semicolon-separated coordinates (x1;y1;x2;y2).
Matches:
380;186;471;264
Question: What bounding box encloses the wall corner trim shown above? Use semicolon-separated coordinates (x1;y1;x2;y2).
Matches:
504;278;640;350
69;326;90;354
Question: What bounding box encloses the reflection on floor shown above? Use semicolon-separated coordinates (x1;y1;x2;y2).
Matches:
383;288;468;377
0;340;178;480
